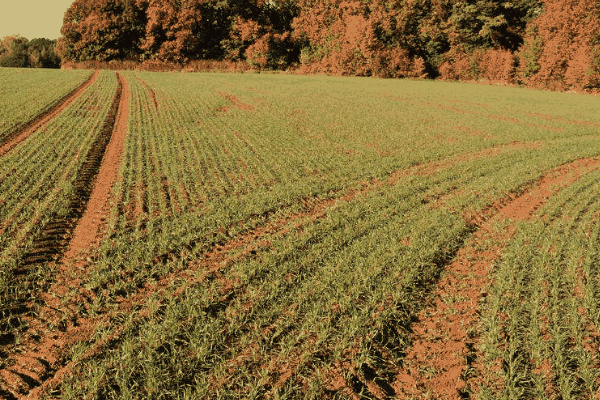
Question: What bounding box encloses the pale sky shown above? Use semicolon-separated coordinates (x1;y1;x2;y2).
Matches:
0;0;75;40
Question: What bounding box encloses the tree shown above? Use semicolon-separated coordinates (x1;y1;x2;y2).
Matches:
140;0;203;62
522;0;600;88
220;0;300;69
28;38;61;68
0;35;30;68
58;0;147;62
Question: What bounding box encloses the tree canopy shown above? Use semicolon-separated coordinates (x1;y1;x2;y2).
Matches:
0;35;61;68
54;0;600;89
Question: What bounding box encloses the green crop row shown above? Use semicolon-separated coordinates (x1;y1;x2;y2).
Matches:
480;164;600;400
3;70;600;398
54;71;600;399
0;70;118;340
0;68;92;143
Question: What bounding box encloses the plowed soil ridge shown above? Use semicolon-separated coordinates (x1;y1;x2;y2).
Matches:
0;71;99;157
0;73;127;399
392;156;600;399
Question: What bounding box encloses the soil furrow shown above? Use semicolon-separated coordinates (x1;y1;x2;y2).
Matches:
391;156;600;399
63;72;130;261
0;71;99;157
0;72;129;399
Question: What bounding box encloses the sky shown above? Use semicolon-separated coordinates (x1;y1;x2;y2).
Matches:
0;0;75;40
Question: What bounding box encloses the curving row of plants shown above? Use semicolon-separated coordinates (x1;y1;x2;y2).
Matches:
0;68;92;144
42;72;600;398
481;163;600;400
0;70;119;347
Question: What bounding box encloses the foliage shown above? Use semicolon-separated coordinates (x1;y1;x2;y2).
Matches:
0;35;62;69
140;0;203;62
58;0;148;62
0;35;31;68
26;38;61;68
53;0;600;86
523;0;600;89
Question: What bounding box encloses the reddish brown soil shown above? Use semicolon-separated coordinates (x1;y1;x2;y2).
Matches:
0;71;99;157
217;92;254;112
63;73;130;261
0;73;130;399
392;156;600;399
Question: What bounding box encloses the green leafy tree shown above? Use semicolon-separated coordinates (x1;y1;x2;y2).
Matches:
0;35;30;67
58;0;147;62
27;38;61;68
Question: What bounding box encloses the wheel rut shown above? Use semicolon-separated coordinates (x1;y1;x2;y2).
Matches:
392;156;600;399
0;72;130;399
0;70;99;157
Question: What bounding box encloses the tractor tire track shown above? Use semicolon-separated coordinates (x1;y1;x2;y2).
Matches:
391;156;600;399
0;72;129;399
0;70;99;157
63;72;130;261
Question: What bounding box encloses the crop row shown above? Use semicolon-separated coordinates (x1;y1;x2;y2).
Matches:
480;164;600;400
54;67;600;398
0;69;92;143
0;71;119;341
3;71;600;398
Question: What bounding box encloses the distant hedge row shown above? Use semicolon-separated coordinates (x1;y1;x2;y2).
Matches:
0;36;61;68
20;0;600;90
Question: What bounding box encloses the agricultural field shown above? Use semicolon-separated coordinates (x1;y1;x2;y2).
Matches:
0;68;600;400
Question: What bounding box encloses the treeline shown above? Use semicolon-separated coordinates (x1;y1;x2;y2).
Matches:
56;0;600;89
0;36;61;68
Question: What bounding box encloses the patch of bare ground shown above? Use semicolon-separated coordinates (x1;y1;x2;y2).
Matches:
0;71;99;157
391;156;600;400
217;92;254;112
0;73;130;399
